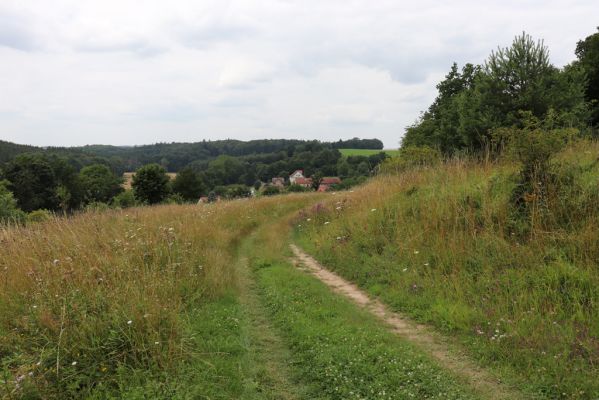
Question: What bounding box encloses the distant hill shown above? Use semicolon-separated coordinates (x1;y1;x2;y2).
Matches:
0;140;40;163
0;138;384;172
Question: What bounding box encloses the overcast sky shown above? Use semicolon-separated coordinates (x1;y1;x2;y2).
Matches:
0;1;597;148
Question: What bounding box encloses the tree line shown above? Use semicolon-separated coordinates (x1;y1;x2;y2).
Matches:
0;138;388;221
401;29;599;154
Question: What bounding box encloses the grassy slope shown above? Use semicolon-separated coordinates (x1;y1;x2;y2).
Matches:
1;190;492;399
244;213;481;399
339;149;400;157
296;140;599;399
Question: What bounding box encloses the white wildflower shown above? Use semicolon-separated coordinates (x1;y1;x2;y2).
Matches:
71;361;77;366
127;320;133;325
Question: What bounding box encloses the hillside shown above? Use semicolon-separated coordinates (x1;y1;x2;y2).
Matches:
1;139;597;399
296;139;599;398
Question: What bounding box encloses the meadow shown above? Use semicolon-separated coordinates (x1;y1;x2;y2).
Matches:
296;139;599;399
1;139;598;399
339;148;400;157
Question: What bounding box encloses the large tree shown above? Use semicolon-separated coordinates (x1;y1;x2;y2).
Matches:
172;167;205;201
79;164;123;203
2;154;58;212
131;164;171;204
575;27;599;126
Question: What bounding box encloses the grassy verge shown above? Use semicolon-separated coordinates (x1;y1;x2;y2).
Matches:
295;141;599;399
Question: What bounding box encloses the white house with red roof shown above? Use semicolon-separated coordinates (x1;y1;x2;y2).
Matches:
289;169;305;185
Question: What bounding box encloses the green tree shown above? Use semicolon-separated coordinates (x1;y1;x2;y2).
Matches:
0;180;26;223
131;164;171;204
172;167;205;201
80;164;123;204
575;27;599;126
3;154;58;212
311;171;323;190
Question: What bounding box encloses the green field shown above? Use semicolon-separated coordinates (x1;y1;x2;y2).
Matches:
339;148;400;157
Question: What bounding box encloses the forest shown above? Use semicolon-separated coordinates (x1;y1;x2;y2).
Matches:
0;138;386;219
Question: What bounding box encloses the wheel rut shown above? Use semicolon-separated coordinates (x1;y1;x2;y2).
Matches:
290;244;525;400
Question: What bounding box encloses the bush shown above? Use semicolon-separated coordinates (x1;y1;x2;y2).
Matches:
262;186;281;196
111;190;137;209
286;184;308;193
379;146;441;174
164;193;185;204
27;209;53;223
0;180;27;224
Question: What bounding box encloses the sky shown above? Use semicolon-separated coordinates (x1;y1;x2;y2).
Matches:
0;1;597;148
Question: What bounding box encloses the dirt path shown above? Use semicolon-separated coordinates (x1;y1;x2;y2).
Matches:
290;244;525;400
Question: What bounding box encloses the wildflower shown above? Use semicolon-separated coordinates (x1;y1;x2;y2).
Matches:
424;263;429;266
324;221;330;225
71;361;77;366
307;218;311;221
371;208;376;212
127;320;133;325
402;268;408;272
154;341;160;345
335;206;342;210
336;237;342;240
53;259;60;266
413;250;419;254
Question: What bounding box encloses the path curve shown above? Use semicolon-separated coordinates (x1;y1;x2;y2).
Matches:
290;244;524;400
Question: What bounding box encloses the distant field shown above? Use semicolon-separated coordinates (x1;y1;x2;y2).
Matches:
339;148;400;157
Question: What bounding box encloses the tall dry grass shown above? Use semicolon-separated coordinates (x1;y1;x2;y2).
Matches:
0;195;315;398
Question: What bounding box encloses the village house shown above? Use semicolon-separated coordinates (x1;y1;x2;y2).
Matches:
289;169;305;185
294;177;313;188
317;177;342;192
271;177;285;188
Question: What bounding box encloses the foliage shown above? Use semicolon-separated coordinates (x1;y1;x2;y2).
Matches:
111;190;137;209
331;137;384;150
403;32;590;154
286;184;308;193
131;164;171;204
27;209;53;223
575;27;599;126
171;167;205;201
0;180;26;224
79;164;123;204
262;185;280;196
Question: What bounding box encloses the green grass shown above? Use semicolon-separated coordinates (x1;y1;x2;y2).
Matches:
339;148;400;157
251;258;479;399
295;140;599;399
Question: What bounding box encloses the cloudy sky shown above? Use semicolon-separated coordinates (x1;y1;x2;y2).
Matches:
0;1;597;148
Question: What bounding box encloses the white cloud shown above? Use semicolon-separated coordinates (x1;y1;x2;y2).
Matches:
0;0;597;148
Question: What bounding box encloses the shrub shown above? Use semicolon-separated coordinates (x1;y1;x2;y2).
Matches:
379;146;441;174
0;180;26;224
28;209;53;223
262;186;281;196
111;190;137;209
